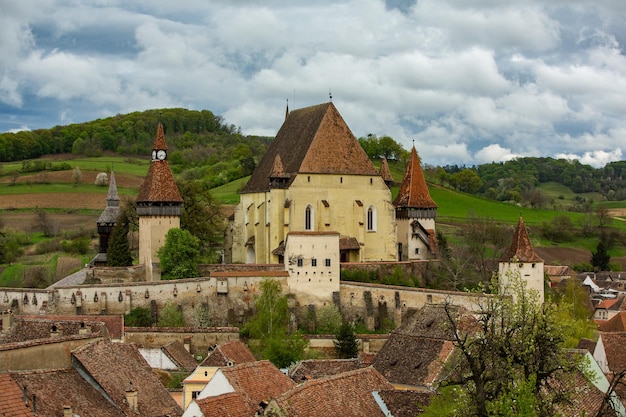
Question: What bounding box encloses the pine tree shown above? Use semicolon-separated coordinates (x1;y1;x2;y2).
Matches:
107;214;133;267
591;241;611;272
334;322;359;359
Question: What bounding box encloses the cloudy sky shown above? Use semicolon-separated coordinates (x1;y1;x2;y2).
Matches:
1;1;626;167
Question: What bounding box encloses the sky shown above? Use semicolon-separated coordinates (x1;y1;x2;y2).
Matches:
1;1;626;168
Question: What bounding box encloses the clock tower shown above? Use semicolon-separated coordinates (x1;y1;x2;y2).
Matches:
137;121;183;281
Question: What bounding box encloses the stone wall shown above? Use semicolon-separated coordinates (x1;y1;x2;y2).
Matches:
124;327;240;357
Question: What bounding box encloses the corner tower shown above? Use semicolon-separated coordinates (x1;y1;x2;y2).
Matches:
137;122;183;281
393;146;438;260
499;217;544;304
93;171;121;266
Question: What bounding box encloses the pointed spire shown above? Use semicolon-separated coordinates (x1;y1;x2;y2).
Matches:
153;122;168;151
379;157;393;187
501;217;543;263
393;146;437;209
106;171;119;205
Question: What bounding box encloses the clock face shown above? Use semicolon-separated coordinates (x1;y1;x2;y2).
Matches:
156;150;166;160
151;150;157;160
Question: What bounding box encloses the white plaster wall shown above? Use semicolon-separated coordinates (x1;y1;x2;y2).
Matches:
197;370;234;400
139;348;178;370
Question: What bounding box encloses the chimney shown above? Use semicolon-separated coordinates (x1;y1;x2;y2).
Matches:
63;405;73;417
125;382;138;412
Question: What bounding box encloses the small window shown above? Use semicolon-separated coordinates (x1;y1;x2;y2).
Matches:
427;295;433;303
297;258;303;267
305;205;313;231
415;248;419;254
367;206;377;231
312;258;317;267
325;259;331;267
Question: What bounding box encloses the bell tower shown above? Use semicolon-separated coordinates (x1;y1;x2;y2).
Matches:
137;120;183;281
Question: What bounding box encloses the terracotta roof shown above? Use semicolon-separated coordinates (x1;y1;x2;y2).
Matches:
575;338;597;353
599;311;626;332
200;341;256;367
288;358;361;383
600;332;626;373
241;102;378;193
340;236;360;250
393;147;437;209
137;123;182;203
0;373;33;417
162;340;198;372
196;392;251;417
10;368;121;417
500;216;543;263
597;297;622;311
0;317;108;344
219;360;295;409
379;158;393;183
549;365;604;417
72;340;182;416
269;367;393;417
377;389;435;417
19;314;124;340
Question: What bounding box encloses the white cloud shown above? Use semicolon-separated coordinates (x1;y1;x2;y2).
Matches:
474;144;519;164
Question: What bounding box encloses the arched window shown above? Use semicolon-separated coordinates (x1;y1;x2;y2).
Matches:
367;205;377;231
305;205;313;231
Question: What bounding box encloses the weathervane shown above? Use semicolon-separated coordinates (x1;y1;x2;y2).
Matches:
329;89;333;102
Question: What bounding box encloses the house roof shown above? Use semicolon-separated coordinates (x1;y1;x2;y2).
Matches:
575;338;597;354
269;366;393;417
19;314;124;340
500;216;543;263
393;146;437;209
196;392;251;417
0;317;108;344
599;311;626;332
137;123;183;204
599;332;626;373
162;340;198;372
0;373;34;417
596;296;625;312
377;389;435;417
200;340;256;367
72;340;182;416
219;360;295;409
10;368;122;417
241;102;378;194
288;358;361;383
549;365;605;417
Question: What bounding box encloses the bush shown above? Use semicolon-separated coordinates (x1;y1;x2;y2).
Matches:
315;304;342;334
124;307;153;327
157;303;185;327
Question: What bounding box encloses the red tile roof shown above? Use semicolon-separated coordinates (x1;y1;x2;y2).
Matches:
393;147;437;209
0;373;33;417
200;340;256;367
241;102;378;193
197;392;251;417
288;358;361;383
500;216;543;263
379;157;394;183
599;311;626;332
163;340;198;372
600;333;626;373
269;367;393;417
19;314;124;340
137;123;182;203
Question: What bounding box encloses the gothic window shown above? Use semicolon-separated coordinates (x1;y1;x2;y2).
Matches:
367;205;377;231
305;205;314;231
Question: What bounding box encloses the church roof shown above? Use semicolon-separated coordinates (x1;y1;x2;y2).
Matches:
393;147;437;209
137;123;182;204
379;157;393;183
241;102;378;193
500;217;543;263
97;171;121;224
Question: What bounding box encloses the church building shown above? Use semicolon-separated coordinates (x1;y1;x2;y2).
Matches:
136;122;183;281
226;102;398;266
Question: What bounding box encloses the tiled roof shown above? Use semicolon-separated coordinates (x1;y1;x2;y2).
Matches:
269;367;393;417
10;368;121;417
241;102;378;193
599;311;626;332
72;340;182;416
270;154;288;178
393;147;437;209
137;123;182;203
379;158;393;183
288;358;361;383
200;340;256;367
600;333;626;373
575;338;597;354
97;171;121;224
162;340;198;372
221;360;295;409
197;392;251;417
19;314;124;340
377;389;435;417
597;296;623;311
500;216;543;263
0;373;33;417
549;366;604;417
0;317;107;344
339;236;360;250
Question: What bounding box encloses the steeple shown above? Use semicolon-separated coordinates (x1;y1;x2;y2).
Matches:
393;146;437;210
106;171;119;204
379;157;393;188
93;170;121;265
501;217;543;263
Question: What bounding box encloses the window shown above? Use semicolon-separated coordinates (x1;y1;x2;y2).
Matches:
305;205;313;230
367;206;377;231
312;258;317;267
415;248;419;255
325;258;331;267
297;258;303;267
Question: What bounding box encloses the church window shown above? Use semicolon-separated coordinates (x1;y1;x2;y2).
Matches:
367;206;377;231
312;258;317;267
305;205;314;230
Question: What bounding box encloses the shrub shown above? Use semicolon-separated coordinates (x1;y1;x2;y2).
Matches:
124;307;153;327
157;303;185;327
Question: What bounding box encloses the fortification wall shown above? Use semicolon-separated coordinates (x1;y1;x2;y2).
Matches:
124;327;240;356
0;336;103;371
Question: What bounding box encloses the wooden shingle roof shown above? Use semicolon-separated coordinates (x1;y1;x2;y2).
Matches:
241;102;378;193
500;216;543;263
137;123;182;204
393;147;437;209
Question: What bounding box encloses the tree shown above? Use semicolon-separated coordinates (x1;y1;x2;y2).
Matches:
95;172;108;186
107;213;133;267
315;304;342;334
431;274;584;417
157;303;185;327
157;228;201;279
591;241;611;272
334;322;359;359
124;306;153;327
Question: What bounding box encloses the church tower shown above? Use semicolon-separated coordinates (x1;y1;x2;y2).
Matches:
137;122;183;281
92;171;121;266
393;146;438;261
499;217;545;304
